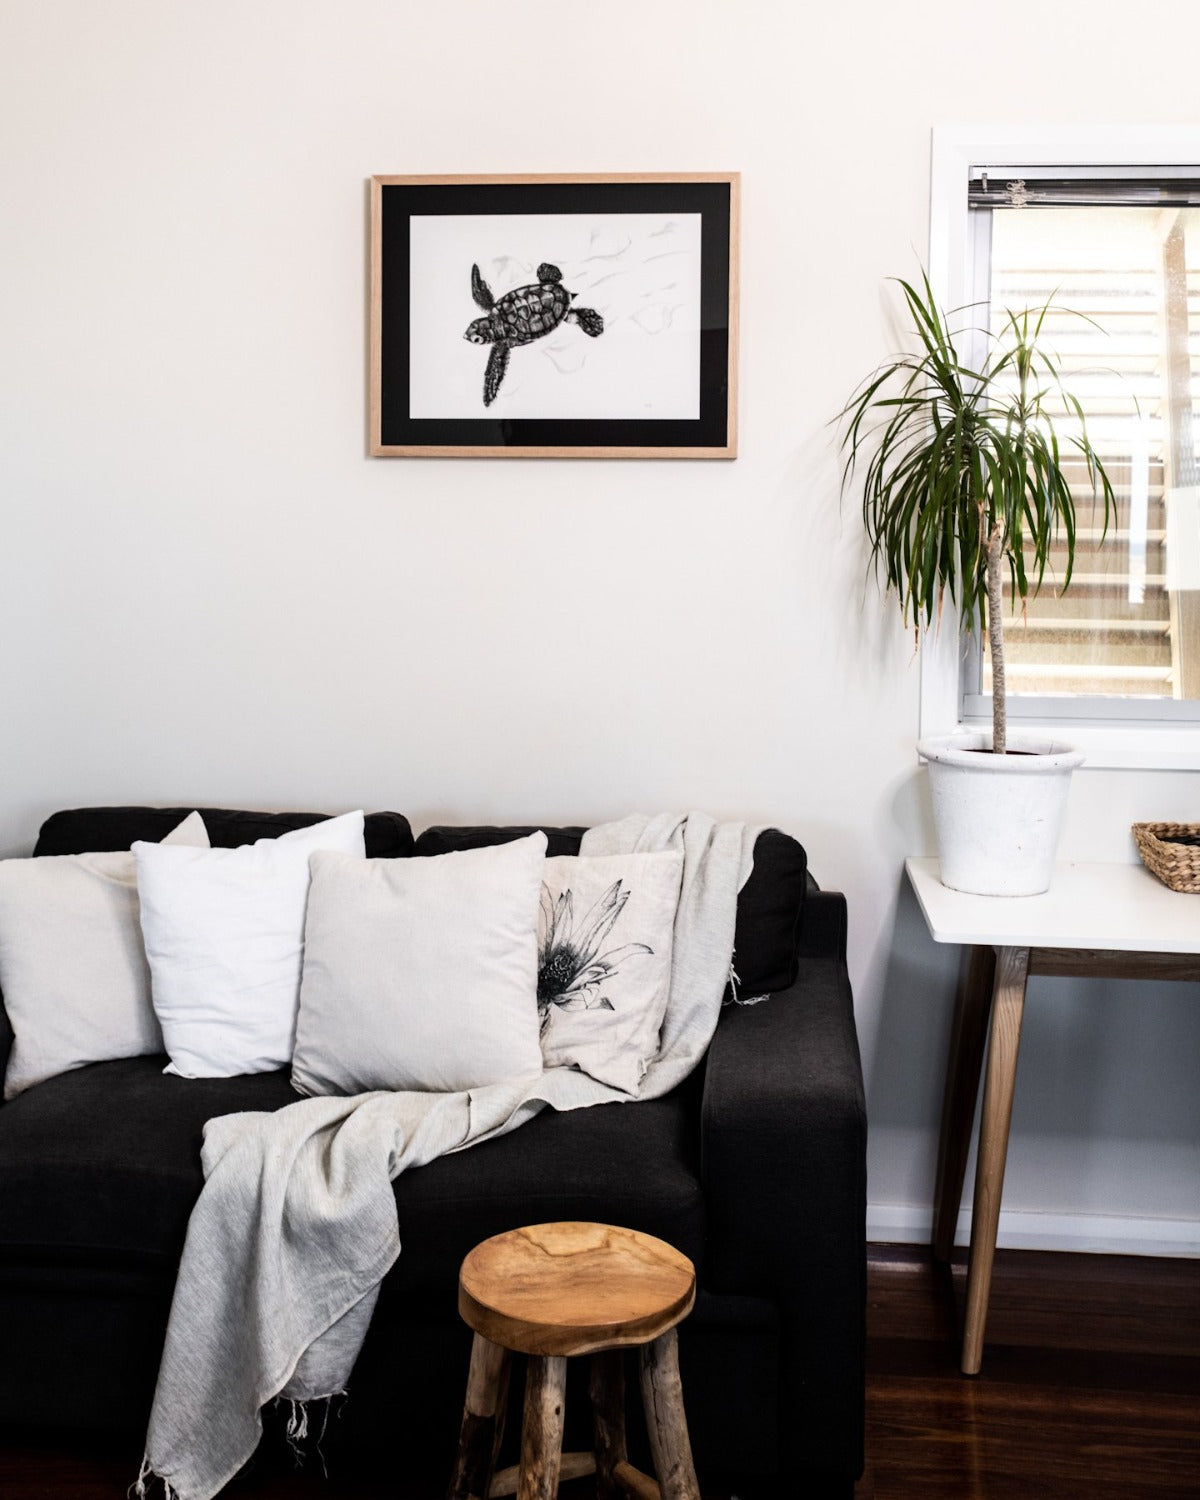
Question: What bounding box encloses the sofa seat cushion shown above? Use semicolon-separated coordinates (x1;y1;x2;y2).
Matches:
390;1088;705;1296
0;1058;705;1284
0;1056;298;1267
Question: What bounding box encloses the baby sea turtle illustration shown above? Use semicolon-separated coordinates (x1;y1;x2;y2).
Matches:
464;262;605;407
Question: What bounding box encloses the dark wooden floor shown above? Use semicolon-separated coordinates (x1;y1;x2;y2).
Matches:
2;1245;1197;1499
858;1244;1200;1500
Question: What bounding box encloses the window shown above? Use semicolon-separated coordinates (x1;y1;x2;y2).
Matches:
964;172;1200;718
926;128;1200;769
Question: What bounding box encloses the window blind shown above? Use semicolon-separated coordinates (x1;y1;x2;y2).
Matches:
966;185;1200;706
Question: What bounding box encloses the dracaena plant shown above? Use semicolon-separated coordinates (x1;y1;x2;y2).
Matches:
839;273;1115;754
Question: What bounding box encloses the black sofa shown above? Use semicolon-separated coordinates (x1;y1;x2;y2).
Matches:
0;807;866;1498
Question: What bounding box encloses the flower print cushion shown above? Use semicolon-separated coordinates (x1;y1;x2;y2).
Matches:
537;851;684;1093
412;824;808;997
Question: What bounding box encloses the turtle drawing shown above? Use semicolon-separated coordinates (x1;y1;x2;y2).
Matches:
463;262;605;407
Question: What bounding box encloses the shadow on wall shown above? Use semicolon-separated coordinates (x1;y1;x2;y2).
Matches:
849;753;958;1196
864;859;1200;1233
863;870;962;1208
1007;973;1200;1146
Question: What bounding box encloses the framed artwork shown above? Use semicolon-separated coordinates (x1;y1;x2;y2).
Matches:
369;173;739;458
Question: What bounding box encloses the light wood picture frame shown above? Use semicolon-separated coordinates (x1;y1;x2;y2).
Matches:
369;173;739;458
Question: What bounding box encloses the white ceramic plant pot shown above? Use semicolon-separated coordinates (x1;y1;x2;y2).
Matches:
917;734;1085;896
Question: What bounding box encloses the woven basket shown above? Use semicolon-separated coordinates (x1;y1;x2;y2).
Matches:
1132;822;1200;894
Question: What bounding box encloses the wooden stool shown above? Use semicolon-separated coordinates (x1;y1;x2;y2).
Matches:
447;1221;700;1500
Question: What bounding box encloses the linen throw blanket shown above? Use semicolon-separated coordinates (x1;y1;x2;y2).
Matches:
137;812;759;1500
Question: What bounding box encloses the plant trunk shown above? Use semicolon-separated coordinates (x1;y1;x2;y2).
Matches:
987;528;1006;755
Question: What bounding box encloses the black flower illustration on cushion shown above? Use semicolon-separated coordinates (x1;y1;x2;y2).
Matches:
537;879;652;1027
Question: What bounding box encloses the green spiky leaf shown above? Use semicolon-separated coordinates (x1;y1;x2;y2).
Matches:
837;275;1114;753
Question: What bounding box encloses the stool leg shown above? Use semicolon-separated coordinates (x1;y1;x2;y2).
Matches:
517;1354;567;1500
589;1349;627;1498
639;1329;699;1500
448;1333;511;1500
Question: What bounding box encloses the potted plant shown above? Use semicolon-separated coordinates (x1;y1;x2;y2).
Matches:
840;274;1114;895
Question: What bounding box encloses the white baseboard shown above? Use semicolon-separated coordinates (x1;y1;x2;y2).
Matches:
867;1202;1200;1257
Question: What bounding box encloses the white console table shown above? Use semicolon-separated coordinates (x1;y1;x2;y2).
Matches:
906;856;1200;1374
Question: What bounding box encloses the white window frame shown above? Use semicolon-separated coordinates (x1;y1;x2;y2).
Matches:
925;125;1200;771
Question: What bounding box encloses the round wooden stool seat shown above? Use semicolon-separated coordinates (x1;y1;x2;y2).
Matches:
448;1222;701;1500
459;1221;696;1357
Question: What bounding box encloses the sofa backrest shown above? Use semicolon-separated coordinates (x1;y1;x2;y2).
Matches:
0;994;11;1097
32;807;415;860
0;809;414;1095
414;823;808;996
0;808;806;1093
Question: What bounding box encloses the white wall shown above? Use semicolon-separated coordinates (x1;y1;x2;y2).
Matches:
2;0;1197;1252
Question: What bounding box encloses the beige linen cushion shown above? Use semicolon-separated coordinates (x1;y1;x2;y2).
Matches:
291;832;547;1096
0;811;209;1099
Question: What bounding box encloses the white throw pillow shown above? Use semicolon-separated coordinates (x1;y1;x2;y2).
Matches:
134;811;366;1078
0;812;210;1099
291;832;548;1097
537;851;683;1094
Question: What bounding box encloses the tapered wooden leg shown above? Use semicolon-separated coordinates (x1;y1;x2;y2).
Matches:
962;945;1030;1375
516;1354;567;1500
590;1349;628;1499
639;1329;700;1500
448;1333;511;1500
932;944;997;1260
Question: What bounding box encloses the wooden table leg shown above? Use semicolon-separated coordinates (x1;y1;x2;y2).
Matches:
590;1349;627;1499
932;944;997;1261
639;1328;700;1500
962;944;1030;1375
448;1333;511;1500
516;1354;567;1500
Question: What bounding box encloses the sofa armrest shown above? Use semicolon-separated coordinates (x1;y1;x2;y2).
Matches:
700;918;866;1483
796;885;849;963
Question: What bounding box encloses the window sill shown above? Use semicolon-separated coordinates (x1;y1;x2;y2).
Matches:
956;715;1200;771
918;622;1200;771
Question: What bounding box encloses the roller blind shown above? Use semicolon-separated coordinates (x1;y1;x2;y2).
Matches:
969;168;1200;210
